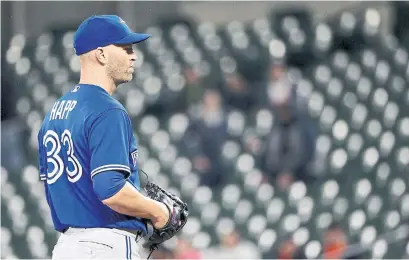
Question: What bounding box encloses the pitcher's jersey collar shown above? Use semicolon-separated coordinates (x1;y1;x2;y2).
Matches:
76;84;110;95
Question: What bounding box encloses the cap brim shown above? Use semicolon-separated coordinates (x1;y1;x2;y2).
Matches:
114;33;151;45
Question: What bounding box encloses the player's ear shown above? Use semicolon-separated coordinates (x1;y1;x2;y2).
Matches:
95;47;108;65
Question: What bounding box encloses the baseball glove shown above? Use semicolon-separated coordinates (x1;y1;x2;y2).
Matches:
141;174;189;252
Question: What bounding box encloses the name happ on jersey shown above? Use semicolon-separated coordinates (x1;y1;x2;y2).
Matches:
50;100;77;121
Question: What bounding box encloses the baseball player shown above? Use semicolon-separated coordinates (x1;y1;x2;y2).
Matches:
37;15;188;259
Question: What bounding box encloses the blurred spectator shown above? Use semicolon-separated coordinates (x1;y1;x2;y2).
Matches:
323;222;348;259
220;72;253;111
203;230;261;259
263;237;306;259
242;129;263;158
1;119;28;173
257;61;292;107
1;59;17;121
261;62;317;189
184;67;205;113
153;66;204;116
180;89;228;187
173;238;202;259
393;2;409;44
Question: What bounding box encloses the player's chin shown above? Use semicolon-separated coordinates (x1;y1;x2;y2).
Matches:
116;76;133;85
123;73;133;82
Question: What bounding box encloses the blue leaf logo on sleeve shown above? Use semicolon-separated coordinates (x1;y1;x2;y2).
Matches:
131;150;138;167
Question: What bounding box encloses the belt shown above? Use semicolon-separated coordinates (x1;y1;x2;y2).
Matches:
62;227;144;240
116;228;143;238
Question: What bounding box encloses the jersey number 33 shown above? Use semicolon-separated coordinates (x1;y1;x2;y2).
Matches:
42;129;83;184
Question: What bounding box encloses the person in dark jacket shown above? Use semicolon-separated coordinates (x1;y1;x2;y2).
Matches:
180;89;228;187
220;72;254;111
262;62;317;189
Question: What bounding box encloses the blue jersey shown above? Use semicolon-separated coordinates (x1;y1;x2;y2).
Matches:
37;84;147;234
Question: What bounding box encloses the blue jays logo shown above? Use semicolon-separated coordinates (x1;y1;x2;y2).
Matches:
131;150;138;167
119;17;126;24
72;85;80;92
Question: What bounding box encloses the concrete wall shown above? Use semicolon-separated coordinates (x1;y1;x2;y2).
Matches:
180;1;393;35
9;2;117;38
6;1;393;40
2;1;12;52
7;1;179;39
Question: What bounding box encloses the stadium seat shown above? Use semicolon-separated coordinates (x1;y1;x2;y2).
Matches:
157;144;178;171
254;183;274;209
320;179;339;206
171;156;192;180
258;228;277;253
400;194;409;219
372;238;388;258
215;217;235;238
242;167;263;194
200;202;220;227
138;115;160;140
182;217;202;238
1;226;18;259
180;173;200;199
192;231;212;250
266;198;285;224
247;214;267;239
348;209;367;235
332;196;349;220
366;194;383;220
304;240;322;259
233;199;253;225
192;186;213;209
288;181;307;207
221;184;241;210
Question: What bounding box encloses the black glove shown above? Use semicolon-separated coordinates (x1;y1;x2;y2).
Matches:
142;180;189;251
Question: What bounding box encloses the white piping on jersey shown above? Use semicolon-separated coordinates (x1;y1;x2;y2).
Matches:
91;164;131;178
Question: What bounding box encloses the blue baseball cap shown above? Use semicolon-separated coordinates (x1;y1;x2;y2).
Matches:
73;15;151;56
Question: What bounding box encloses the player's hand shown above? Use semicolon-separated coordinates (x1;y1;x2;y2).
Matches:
152;202;170;229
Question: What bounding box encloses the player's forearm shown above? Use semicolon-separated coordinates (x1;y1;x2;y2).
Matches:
102;182;165;221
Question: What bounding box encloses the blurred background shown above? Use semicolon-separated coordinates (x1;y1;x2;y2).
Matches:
1;1;409;259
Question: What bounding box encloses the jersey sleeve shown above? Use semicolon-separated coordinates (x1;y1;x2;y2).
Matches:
88;109;132;179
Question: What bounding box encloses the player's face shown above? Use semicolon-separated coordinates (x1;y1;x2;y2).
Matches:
106;44;137;85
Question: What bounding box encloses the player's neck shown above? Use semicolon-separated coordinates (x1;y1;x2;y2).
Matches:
79;70;116;95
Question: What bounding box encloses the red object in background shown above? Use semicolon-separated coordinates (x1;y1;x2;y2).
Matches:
278;239;297;259
323;224;348;259
323;241;347;259
176;250;202;259
174;239;202;259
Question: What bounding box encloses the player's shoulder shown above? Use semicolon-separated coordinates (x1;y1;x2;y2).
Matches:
92;93;128;118
71;84;128;116
83;88;131;128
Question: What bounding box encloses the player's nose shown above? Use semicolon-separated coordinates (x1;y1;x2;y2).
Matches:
130;51;137;61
